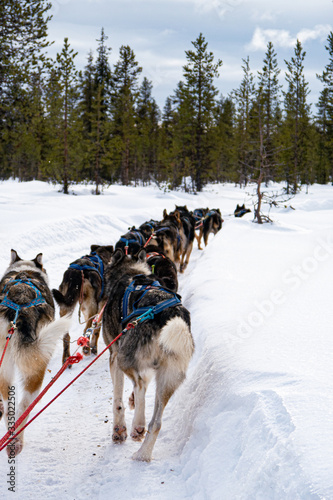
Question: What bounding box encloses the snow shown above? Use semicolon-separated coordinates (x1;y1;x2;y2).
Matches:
0;179;333;500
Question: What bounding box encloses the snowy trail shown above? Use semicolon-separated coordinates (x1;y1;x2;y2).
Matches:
0;181;333;499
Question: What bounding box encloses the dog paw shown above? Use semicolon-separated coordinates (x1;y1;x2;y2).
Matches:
131;426;145;441
91;345;97;355
132;449;151;462
7;438;23;457
82;345;91;356
128;391;135;410
112;425;127;442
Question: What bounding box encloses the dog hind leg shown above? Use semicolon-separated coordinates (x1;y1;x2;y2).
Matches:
132;365;185;462
110;353;127;442
8;365;46;457
130;373;152;441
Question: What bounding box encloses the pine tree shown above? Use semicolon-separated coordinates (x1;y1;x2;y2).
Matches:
316;31;333;184
257;41;282;183
173;33;222;191
282;39;311;193
136;77;160;183
43;38;80;193
110;45;142;184
211;96;236;183
0;0;53;178
232;56;256;185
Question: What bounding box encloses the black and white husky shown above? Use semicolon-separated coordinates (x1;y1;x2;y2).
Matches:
102;249;194;462
0;250;70;456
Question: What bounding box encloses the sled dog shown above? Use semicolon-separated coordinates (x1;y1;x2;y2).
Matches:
234;204;251;218
151;210;183;270
0;250;70;456
144;243;178;293
52;245;113;364
196;208;223;249
115;228;146;257
102;249;194;461
170;205;196;272
193;208;209;250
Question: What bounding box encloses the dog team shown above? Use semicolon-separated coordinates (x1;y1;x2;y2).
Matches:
0;205;223;461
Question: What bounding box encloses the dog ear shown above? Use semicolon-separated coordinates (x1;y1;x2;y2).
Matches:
34;253;43;269
90;244;99;253
110;248;124;266
137;249;146;263
105;245;114;253
10;249;21;264
163;209;168;219
174;210;181;224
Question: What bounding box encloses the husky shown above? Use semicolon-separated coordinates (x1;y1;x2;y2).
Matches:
0;250;70;456
151;210;183;270
115;228;146;256
52;245;114;365
144;243;178;293
193;208;209;250
197;209;223;249
171;205;196;272
102;249;194;462
234;204;251;218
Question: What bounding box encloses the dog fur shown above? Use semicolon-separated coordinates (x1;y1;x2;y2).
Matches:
115;229;146;256
52;245;113;364
0;250;70;456
234;204;251;218
170;205;196;272
196;209;223;248
193;207;209;250
102;249;194;461
144;243;178;293
151;210;183;270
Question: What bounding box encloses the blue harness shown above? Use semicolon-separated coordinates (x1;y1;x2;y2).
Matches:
69;252;105;298
121;275;181;326
120;229;145;248
0;278;46;325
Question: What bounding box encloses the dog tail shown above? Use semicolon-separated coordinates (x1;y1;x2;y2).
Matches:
52;268;83;308
159;316;194;371
36;315;72;362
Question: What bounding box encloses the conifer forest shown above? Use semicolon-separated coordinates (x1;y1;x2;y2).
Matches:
1;1;333;194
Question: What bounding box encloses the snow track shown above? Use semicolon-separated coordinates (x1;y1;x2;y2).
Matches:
0;181;332;499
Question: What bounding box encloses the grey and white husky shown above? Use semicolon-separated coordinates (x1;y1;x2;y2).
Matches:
0;250;70;456
102;249;194;462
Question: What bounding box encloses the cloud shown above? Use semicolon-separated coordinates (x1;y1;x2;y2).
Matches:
246;24;332;51
193;0;242;18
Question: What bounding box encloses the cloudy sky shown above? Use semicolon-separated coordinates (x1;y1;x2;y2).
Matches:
47;0;332;111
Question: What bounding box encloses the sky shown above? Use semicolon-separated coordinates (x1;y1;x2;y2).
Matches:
47;0;333;112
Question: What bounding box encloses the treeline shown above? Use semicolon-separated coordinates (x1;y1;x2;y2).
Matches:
1;1;333;193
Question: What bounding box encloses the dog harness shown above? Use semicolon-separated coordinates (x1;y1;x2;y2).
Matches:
0;278;46;325
120;229;145;247
69;252;105;298
121;275;181;326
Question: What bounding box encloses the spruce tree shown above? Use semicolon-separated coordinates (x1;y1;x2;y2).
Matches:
0;0;53;178
257;41;282;183
282;39;311;193
232;56;256;186
173;33;222;191
110;45;142;184
43;38;80;193
316;31;333;184
136;77;160;183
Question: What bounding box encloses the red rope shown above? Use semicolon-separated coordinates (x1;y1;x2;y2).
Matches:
0;328;127;452
0;327;15;369
143;232;155;248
